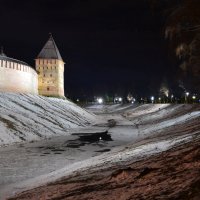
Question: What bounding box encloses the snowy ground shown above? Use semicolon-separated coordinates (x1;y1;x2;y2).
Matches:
0;97;200;199
0;93;97;146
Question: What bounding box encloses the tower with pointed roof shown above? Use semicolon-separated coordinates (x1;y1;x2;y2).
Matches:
35;34;65;97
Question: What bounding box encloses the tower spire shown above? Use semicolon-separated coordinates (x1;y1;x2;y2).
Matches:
37;34;63;60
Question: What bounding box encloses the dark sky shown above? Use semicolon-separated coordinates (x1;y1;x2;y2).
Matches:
0;0;173;99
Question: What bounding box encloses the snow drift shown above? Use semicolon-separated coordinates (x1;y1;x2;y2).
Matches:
0;93;97;146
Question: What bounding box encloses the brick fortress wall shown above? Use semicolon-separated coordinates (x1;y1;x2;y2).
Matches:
0;59;38;94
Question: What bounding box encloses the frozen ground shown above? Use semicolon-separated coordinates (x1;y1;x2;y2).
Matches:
0;98;200;199
0;93;97;146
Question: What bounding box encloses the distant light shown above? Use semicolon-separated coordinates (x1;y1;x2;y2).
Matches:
130;98;136;104
76;99;79;102
164;90;169;98
151;96;154;101
97;98;103;104
171;95;174;98
192;95;196;100
119;97;122;102
127;94;133;102
158;97;161;101
186;92;189;96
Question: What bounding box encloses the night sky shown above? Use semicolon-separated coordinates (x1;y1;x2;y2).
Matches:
0;0;174;99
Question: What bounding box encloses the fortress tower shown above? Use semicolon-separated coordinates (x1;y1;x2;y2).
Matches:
35;34;65;98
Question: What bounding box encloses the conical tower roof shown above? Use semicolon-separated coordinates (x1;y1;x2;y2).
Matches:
37;34;63;61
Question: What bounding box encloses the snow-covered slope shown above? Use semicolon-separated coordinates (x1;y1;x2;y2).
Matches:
1;102;200;199
86;103;137;114
0;93;97;146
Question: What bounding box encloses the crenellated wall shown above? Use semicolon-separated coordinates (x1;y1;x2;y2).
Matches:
0;59;38;95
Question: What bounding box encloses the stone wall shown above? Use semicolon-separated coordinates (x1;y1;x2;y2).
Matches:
0;59;38;94
36;59;65;97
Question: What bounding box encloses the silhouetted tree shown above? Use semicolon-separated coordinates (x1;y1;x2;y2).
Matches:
149;0;200;93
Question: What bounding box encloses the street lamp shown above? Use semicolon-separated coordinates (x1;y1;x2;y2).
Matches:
185;92;189;103
192;95;196;103
97;98;103;104
151;96;154;103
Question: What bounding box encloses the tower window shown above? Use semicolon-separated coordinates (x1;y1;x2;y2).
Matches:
50;74;52;77
44;74;45;77
47;87;50;91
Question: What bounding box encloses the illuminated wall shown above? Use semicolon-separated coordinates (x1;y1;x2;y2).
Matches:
0;60;38;94
35;59;65;97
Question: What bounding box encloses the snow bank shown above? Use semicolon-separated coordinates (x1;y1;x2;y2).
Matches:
124;104;170;119
86;103;136;114
123;103;200;138
0;93;97;146
125;104;196;123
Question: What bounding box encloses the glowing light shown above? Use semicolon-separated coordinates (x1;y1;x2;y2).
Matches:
119;97;122;102
127;93;133;102
186;92;189;96
159;97;161;101
151;96;154;101
97;98;103;104
131;98;136;104
192;95;196;100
